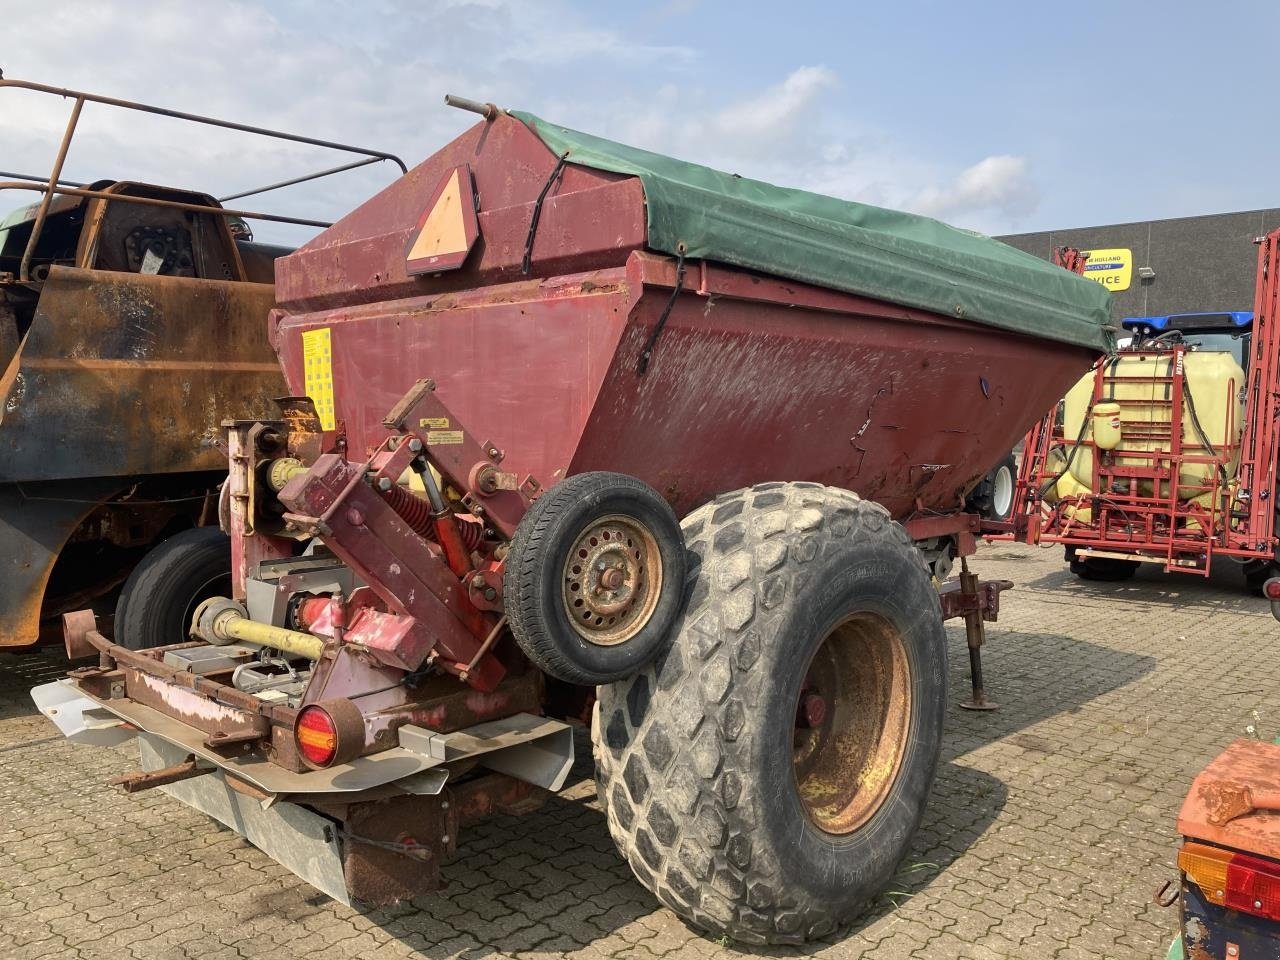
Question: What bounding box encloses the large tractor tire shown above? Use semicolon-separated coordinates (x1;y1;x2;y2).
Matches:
505;471;686;685
114;527;232;650
594;483;947;944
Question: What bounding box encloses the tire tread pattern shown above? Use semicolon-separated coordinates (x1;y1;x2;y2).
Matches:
593;483;931;944
506;472;683;685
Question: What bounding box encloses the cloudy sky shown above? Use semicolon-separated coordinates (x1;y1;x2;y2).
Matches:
3;1;1275;245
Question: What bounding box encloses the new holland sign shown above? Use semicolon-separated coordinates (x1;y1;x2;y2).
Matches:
1082;248;1133;292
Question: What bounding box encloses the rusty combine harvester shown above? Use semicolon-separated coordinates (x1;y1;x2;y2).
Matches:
0;77;403;650
35;95;1113;943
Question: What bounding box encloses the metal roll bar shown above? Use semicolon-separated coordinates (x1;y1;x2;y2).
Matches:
1;75;409;282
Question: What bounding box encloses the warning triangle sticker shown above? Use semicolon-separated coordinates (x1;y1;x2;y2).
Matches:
406;164;479;276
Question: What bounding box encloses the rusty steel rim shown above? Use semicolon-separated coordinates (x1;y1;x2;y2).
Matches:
561;514;662;646
792;612;912;836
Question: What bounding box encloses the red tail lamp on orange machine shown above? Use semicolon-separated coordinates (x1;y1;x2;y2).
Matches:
293;699;366;768
1180;841;1280;922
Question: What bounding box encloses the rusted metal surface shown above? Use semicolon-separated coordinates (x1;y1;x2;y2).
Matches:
123;666;271;744
61;609;97;659
1179;739;1280;862
1201;781;1280;827
108;755;208;793
69;627;295;724
339;792;454;902
0;74;406;647
943;562;1009;712
937;576;1013;622
224;421;294;601
275;245;1091;522
0;180;333;242
63;616;544;773
1177;878;1280;960
384;667;544;734
270;111;1092;520
278;453;504;686
562;514;661;646
0;477;124;646
0;267;281;482
334;772;547;906
793;613;912;836
1;74;406;279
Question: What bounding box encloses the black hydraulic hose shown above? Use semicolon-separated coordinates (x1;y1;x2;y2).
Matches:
1034;353;1112;503
1181;376;1230;485
1036;401;1094;500
521;151;570;275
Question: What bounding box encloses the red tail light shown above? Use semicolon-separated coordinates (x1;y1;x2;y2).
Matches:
293;699;365;769
1226;851;1280;921
1264;577;1280;601
295;706;338;767
1180;842;1280;922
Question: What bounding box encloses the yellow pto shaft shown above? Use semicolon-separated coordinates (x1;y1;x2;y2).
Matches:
191;597;325;660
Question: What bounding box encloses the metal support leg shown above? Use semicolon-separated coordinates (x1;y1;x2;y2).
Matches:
957;558;999;711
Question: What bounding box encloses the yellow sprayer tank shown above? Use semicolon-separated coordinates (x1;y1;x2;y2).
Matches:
1057;350;1245;502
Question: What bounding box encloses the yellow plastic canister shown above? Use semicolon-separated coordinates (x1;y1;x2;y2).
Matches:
1092;401;1122;451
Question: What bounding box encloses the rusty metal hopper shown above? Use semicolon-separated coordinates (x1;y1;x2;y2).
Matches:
271;110;1106;520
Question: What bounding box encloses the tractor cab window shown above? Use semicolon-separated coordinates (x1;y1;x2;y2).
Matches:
1176;330;1249;367
1125;313;1252;371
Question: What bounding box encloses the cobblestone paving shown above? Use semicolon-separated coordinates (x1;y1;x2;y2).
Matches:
1;541;1275;959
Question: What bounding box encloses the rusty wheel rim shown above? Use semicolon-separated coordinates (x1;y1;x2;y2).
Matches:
792;612;912;836
561;514;663;646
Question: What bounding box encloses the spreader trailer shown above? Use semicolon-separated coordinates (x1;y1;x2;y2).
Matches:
34;96;1111;944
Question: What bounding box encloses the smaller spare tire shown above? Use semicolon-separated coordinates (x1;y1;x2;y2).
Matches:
504;472;686;685
114;527;232;650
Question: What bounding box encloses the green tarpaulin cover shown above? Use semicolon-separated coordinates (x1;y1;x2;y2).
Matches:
513;111;1114;352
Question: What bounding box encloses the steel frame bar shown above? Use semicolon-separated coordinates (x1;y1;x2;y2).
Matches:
1;75;408;281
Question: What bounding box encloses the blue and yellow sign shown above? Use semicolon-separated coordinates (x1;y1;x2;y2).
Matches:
1083;248;1133;292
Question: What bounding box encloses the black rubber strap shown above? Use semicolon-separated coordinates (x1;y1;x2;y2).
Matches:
637;246;687;376
521;151;570;275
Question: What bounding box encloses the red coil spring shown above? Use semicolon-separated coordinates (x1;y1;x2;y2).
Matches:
379;483;485;550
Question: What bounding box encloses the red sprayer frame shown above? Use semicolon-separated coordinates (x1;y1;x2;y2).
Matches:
1013;231;1280;576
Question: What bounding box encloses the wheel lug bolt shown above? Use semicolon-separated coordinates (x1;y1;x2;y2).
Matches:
800;694;827;728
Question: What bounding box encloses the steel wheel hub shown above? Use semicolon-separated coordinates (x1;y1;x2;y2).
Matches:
562;515;662;646
792;612;912;835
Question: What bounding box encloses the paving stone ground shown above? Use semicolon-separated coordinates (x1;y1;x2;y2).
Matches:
1;541;1275;959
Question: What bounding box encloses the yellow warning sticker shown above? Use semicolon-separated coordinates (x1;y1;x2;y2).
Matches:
427;430;464;445
301;327;336;431
419;417;450;429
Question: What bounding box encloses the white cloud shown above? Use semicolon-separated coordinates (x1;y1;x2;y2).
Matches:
707;65;837;142
908;154;1039;224
0;0;695;244
0;7;1037;244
